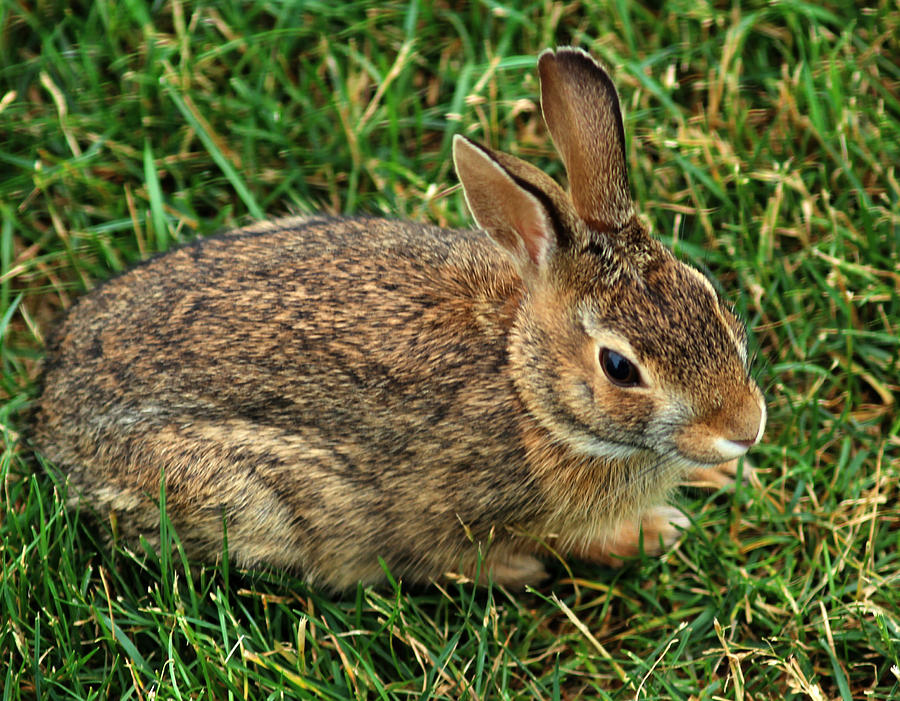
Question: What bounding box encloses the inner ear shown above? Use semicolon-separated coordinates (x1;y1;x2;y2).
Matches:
453;135;559;268
484;169;556;266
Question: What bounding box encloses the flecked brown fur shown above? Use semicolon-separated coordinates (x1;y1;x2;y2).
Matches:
30;48;765;589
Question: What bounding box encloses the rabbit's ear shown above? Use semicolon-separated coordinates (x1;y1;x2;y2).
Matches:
538;47;633;233
453;134;571;270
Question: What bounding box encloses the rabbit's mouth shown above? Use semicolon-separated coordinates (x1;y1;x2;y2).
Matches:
688;389;766;465
670;411;766;466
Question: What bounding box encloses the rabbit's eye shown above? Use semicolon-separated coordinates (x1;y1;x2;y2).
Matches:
600;348;640;387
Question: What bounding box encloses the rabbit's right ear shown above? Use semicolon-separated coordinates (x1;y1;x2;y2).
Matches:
538;48;634;234
453;134;569;272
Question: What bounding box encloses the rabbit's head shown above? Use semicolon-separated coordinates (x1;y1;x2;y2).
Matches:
453;47;765;474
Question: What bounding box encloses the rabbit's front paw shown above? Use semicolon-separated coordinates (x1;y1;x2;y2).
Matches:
683;458;755;490
578;506;689;566
454;552;548;588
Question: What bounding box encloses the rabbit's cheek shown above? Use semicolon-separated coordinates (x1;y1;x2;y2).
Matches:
587;380;656;441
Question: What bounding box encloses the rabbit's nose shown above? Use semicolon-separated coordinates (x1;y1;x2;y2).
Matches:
723;388;766;448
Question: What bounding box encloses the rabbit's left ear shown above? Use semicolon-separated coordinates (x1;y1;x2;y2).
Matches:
538;47;634;234
453;134;571;271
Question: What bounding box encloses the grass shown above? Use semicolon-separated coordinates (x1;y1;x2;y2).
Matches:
1;0;898;697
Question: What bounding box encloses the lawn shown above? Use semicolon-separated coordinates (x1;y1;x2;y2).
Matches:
1;0;898;698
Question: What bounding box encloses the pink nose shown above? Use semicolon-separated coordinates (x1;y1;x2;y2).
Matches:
722;392;765;448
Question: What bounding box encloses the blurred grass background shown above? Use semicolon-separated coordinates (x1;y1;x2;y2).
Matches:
1;0;898;698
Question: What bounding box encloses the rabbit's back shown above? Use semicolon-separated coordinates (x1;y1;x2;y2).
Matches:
32;216;544;586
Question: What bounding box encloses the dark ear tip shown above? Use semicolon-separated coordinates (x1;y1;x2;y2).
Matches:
452;134;491;161
540;46;613;82
537;48;557;66
453;134;489;159
539;46;586;59
566;48;608;71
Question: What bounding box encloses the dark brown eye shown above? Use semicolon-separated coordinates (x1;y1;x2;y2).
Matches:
600;348;640;387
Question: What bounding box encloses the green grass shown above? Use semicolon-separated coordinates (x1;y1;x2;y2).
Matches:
2;0;898;697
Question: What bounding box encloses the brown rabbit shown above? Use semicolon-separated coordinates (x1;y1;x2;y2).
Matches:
30;48;765;589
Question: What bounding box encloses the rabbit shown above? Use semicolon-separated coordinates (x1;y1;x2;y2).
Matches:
29;47;766;590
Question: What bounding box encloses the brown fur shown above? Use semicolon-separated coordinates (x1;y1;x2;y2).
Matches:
29;48;765;589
